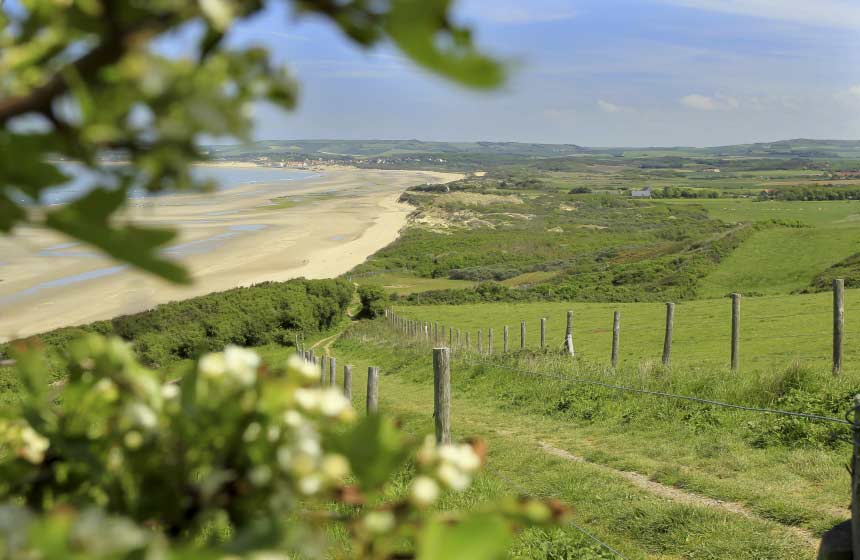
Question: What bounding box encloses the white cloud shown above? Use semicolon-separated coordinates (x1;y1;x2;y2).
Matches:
680;93;739;111
597;100;633;113
658;0;860;29
542;108;577;121
681;94;716;110
457;0;576;24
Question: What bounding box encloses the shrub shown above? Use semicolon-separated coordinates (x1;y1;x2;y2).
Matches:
0;336;564;558
5;278;354;369
358;284;389;319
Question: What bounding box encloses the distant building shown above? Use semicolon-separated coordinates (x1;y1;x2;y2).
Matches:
631;186;652;198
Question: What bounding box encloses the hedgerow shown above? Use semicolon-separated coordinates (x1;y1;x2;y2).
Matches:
3;278;353;368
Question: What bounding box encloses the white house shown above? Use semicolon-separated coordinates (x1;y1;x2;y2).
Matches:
631;186;652;198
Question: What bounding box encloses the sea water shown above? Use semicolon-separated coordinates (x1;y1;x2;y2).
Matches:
20;163;317;206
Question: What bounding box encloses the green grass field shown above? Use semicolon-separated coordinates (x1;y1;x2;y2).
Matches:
392;289;860;373
263;318;854;558
353;272;475;296
660;200;860;297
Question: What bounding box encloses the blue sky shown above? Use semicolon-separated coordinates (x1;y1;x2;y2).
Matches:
187;0;860;146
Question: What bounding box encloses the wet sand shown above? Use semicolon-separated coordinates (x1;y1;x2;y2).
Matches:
0;167;460;341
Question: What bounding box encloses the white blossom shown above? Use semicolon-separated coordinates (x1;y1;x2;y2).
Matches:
364;511;395;534
297;437;321;458
321;454;350;482
161;383;180;400
199;0;234;30
93;379;118;401
294;388;320;412
298;474;322;495
18;425;49;464
439;444;481;473
287;354;318;381
223;345;260;386
283;410;304;428
124;431;144;450
437;463;470;492
198;352;226;379
319;388;350;417
126;403;157;431
410;476;440;507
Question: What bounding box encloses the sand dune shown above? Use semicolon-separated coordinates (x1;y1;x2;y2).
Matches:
0;167;460;341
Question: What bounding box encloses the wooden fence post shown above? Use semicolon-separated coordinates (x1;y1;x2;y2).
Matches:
504;325;509;353
449;327;453;348
540;318;547;349
434;322;438;344
457;329;461;348
320;356;327;385
366;366;379;414
488;328;494;354
731;293;741;372
477;329;483;354
521;321;526;350
329;357;336;386
662;302;675;366
852;394;860;558
466;331;471;351
834;279;845;375
611;311;620;369
343;365;353;400
565;310;575;357
433;348;451;444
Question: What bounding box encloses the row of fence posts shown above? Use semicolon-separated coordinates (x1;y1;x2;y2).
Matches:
298;348;379;414
384;278;848;374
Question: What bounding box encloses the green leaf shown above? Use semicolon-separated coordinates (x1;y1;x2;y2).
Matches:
44;186;190;284
330;414;411;491
0;133;69;200
386;0;505;89
418;513;513;560
0;192;26;232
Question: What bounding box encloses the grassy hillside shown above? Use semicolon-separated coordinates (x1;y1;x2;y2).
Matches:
679;200;860;296
263;317;858;558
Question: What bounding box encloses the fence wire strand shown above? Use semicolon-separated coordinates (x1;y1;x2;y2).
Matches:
455;355;852;426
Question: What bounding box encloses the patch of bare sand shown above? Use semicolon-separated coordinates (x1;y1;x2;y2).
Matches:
0;168;461;341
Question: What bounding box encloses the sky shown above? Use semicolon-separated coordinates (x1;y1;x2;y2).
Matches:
195;1;860;147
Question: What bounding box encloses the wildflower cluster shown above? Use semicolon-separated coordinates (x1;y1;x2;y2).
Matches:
0;335;561;558
411;436;483;506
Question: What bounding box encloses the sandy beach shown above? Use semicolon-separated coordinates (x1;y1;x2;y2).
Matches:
0;167;460;341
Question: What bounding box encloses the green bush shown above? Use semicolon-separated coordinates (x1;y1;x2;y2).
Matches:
358;284;389;319
0;335;561;557
4;278;354;368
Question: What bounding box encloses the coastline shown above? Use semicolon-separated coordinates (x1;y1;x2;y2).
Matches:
0;167;461;341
